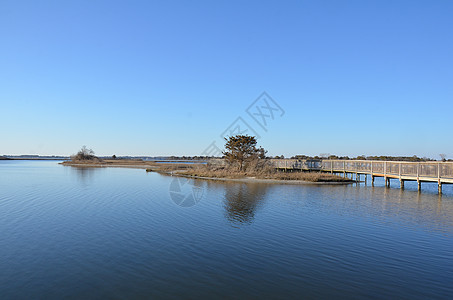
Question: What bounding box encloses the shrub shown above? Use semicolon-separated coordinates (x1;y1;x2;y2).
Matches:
71;146;99;161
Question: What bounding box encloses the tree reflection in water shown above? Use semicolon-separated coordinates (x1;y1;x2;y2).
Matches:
222;183;268;226
70;167;102;185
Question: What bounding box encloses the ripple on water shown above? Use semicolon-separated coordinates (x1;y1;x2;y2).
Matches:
0;161;452;299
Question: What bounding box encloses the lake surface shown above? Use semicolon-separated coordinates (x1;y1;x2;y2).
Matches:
0;160;452;299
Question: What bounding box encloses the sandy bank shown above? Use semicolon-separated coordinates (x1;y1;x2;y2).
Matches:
61;161;353;185
153;170;353;185
61;162;157;169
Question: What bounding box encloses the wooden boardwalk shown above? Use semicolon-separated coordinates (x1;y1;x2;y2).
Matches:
271;159;453;194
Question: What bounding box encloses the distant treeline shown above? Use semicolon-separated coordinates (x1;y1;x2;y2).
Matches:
2;155;68;160
282;155;446;162
156;156;219;160
133;155;448;162
142;155;447;162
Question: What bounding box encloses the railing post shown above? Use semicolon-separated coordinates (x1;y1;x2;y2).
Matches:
417;163;421;191
438;163;442;194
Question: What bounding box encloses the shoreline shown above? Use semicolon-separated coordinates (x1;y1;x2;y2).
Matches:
60;162;159;170
160;171;354;185
61;161;353;185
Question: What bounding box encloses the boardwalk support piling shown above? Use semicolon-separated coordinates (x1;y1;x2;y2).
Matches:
268;159;452;193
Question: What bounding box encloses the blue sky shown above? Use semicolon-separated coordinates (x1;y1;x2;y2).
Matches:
1;0;452;158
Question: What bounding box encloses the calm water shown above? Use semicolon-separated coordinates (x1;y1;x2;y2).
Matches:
0;161;452;299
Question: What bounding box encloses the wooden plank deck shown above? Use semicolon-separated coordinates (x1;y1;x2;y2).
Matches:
270;159;453;194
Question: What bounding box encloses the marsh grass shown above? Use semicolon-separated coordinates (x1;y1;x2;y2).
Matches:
162;159;352;182
261;172;352;182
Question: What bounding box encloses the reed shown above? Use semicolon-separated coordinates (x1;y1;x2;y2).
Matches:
167;159;351;182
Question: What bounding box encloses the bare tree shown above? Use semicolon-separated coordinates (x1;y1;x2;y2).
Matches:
72;146;97;161
440;154;447;162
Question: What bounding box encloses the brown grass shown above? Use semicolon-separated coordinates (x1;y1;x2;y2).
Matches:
63;158;159;165
154;163;199;171
62;158;350;183
256;172;352;182
62;159;207;172
162;159;352;182
62;158;150;166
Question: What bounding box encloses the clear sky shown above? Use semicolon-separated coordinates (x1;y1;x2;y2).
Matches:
1;0;452;158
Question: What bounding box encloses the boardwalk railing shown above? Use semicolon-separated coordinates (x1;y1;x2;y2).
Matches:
269;159;453;178
207;158;452;192
319;160;453;179
269;159;453;193
269;159;323;170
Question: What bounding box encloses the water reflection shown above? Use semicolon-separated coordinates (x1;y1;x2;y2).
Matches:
222;183;268;226
1;161;452;299
215;181;453;233
70;167;102;184
315;184;453;234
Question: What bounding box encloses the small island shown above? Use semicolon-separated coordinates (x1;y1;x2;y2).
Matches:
62;138;353;185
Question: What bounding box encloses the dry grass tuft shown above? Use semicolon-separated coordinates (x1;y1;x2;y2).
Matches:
257;172;351;182
66;157;103;164
168;159;351;182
